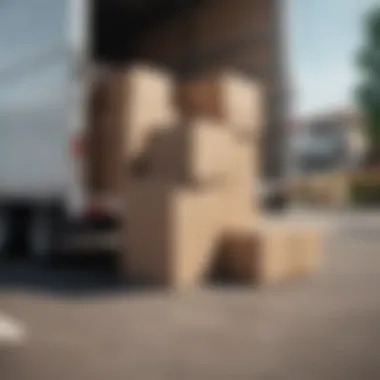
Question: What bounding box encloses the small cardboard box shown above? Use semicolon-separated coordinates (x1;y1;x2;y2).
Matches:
220;220;294;285
175;72;263;136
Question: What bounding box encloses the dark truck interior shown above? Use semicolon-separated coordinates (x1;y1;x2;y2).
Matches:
93;0;201;64
92;0;289;210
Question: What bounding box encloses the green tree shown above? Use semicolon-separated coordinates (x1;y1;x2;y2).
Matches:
357;6;380;165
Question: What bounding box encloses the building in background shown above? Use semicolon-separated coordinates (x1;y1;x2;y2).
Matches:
289;109;368;176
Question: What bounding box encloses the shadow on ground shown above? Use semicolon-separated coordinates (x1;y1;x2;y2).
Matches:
0;257;141;298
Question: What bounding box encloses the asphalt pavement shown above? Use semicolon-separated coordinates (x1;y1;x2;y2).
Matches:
0;210;380;380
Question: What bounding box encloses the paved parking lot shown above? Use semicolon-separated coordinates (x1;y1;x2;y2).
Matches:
1;212;380;380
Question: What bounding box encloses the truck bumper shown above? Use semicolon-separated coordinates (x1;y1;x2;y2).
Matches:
60;217;121;254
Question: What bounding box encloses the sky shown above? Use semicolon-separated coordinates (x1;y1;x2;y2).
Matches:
0;0;377;117
287;0;377;118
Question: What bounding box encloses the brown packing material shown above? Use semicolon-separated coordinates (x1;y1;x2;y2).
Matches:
149;118;233;185
123;179;224;289
175;72;264;136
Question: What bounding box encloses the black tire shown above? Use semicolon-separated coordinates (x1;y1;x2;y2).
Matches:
0;208;7;259
30;203;66;266
0;203;33;260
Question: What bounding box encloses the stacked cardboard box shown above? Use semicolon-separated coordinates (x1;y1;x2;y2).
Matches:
119;65;178;169
86;64;178;197
175;72;264;139
149;118;232;185
117;66;227;288
115;64;324;290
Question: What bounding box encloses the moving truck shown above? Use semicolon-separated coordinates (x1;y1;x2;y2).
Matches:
0;0;287;262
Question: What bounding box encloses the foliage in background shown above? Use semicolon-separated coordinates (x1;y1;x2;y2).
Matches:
356;6;380;165
350;180;380;206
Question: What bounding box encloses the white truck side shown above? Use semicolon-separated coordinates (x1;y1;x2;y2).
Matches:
0;0;104;261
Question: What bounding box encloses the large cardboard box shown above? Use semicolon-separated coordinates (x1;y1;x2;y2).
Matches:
175;72;263;136
149;118;232;185
122;179;224;289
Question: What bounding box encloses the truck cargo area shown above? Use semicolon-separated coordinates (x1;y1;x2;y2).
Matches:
0;0;287;266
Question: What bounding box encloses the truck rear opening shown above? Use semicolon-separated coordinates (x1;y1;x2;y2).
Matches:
1;0;287;262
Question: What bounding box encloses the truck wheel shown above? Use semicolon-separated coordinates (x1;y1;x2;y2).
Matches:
30;204;65;266
0;210;7;259
0;204;32;259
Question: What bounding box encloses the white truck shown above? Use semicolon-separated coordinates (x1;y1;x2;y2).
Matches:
0;0;117;262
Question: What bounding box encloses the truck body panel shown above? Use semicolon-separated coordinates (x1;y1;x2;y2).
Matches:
0;0;91;213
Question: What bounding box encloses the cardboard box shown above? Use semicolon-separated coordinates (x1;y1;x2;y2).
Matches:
221;72;264;137
175;72;263;136
220;220;294;285
86;65;178;193
175;75;222;120
288;225;325;277
122;179;224;289
149;118;232;185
